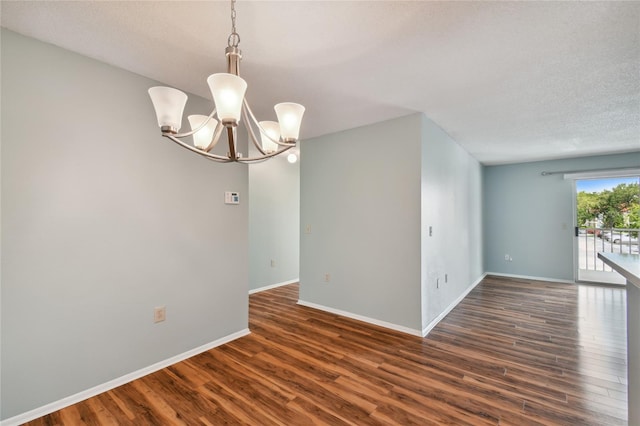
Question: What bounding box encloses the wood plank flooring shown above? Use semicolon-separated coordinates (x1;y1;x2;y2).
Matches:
27;275;627;425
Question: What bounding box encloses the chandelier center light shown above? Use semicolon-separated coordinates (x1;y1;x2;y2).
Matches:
148;0;305;163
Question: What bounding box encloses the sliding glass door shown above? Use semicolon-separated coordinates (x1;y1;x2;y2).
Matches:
575;176;639;284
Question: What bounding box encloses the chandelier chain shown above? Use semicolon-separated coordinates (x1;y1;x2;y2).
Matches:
228;0;240;47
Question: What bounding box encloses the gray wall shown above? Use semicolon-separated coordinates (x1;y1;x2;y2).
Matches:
1;30;249;420
249;156;300;290
421;115;484;328
299;114;423;331
483;153;640;281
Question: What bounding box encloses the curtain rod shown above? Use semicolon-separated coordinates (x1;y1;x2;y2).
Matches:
541;167;640;176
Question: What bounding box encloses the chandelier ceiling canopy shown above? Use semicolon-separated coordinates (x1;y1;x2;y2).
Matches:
148;0;305;164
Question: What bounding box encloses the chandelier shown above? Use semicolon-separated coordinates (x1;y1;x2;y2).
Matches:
148;0;305;163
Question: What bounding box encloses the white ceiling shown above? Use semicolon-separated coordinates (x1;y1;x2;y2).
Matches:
1;0;639;165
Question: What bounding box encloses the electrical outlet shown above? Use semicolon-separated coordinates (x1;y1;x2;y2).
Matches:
305;224;312;234
270;259;276;268
154;306;166;323
324;273;331;282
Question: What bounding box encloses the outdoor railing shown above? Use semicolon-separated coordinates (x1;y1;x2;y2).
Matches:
578;227;639;272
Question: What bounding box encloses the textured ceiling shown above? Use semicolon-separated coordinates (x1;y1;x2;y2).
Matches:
1;0;639;164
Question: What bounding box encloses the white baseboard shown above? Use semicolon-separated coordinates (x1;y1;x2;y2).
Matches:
486;272;575;284
249;279;299;294
1;329;251;426
296;300;423;337
421;273;486;337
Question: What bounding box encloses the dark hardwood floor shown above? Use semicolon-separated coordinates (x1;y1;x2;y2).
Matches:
27;276;627;425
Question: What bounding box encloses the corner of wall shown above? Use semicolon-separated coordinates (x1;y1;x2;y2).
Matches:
420;113;484;330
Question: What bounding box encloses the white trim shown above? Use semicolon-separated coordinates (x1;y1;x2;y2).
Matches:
486;272;575;284
421;273;486;337
572;178;579;283
296;300;423;337
0;329;250;426
563;168;640;180
248;279;298;295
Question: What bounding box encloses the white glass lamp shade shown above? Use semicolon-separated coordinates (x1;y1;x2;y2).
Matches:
188;115;218;150
207;73;247;124
274;103;305;141
148;86;188;131
258;121;280;153
287;153;298;164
